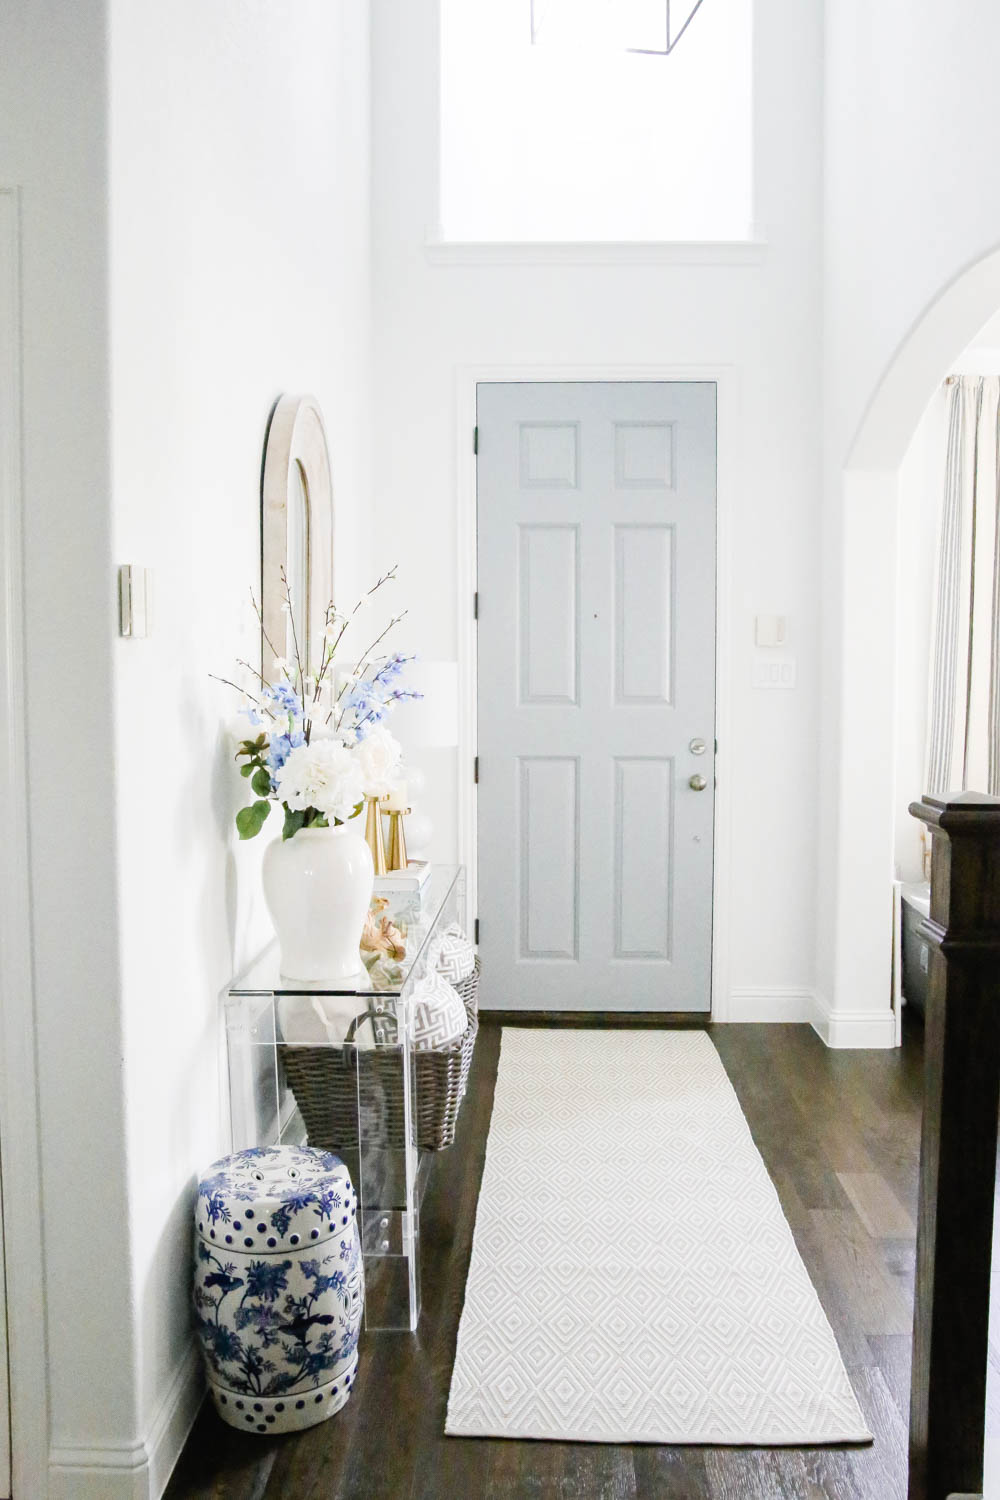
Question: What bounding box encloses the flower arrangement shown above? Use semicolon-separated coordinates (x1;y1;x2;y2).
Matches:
216;566;421;841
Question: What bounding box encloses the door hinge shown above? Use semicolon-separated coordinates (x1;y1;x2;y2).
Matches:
473;425;479;455
473;591;479;620
474;917;480;945
474;755;479;783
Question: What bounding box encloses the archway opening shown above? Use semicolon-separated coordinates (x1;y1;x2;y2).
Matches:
829;245;1000;1038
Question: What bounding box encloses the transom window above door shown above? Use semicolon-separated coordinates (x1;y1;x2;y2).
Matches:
530;0;705;56
438;0;752;244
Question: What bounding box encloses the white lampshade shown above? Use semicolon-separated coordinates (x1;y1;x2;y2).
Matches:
391;660;459;748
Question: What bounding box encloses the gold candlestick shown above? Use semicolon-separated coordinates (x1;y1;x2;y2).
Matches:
364;794;388;876
386;807;410;872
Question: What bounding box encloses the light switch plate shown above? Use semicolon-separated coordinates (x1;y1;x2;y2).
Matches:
119;565;152;638
752;657;796;690
755;614;787;647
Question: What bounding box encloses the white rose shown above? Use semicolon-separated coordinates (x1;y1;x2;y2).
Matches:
354;726;403;798
274;738;365;823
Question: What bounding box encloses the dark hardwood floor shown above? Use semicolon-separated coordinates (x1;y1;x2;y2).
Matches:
168;1014;936;1500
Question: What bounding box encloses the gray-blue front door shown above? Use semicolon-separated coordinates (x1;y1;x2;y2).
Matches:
476;381;717;1011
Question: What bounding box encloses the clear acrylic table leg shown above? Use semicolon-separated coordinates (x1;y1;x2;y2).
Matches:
352;1004;421;1331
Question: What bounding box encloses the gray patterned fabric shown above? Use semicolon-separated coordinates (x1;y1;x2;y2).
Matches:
927;375;1000;796
411;970;467;1051
431;924;476;984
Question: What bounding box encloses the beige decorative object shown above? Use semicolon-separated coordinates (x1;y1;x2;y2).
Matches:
261;395;334;682
380;919;406;960
360;910;407;961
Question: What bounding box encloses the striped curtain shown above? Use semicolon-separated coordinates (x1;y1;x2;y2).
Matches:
925;375;1000;796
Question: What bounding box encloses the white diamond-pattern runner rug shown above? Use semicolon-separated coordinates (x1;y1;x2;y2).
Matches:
446;1028;871;1444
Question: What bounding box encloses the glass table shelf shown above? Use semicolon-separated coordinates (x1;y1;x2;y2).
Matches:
225;865;464;1332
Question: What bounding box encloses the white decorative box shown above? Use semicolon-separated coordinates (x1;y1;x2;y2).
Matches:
373;859;432;895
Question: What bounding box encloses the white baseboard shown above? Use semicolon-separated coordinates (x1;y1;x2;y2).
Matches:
49;1341;203;1500
726;987;817;1023
726;988;898;1049
811;992;897;1050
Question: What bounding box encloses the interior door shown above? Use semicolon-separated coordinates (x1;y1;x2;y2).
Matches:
477;381;716;1011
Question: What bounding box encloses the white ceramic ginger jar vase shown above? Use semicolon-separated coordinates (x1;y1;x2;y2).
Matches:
262;823;374;981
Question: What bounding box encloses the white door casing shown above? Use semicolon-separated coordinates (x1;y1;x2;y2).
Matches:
0;186;49;1499
476;381;717;1011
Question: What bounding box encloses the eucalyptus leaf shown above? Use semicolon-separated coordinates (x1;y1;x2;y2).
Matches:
251;767;272;797
236;800;271;840
240;763;254;778
282;806;306;841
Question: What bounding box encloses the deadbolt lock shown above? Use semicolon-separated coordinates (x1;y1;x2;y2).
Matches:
689;737;707;755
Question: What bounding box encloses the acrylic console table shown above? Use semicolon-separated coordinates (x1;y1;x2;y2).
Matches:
224;864;464;1333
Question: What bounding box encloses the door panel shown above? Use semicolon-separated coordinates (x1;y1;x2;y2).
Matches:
518;524;579;705
614;523;674;703
477;382;716;1011
614;756;673;960
518;756;580;960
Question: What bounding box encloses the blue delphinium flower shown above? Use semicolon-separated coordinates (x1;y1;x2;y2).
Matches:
267;729;305;774
265;681;304;717
342;653;423;741
371;651;415;685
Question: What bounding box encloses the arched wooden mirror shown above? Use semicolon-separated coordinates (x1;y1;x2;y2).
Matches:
261;395;334;682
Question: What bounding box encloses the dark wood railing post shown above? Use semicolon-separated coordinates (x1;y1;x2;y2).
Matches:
908;792;1000;1500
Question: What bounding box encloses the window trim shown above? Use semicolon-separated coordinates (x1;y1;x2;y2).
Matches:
423;237;768;267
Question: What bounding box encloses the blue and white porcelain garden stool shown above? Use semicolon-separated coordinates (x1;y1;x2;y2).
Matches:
193;1144;364;1434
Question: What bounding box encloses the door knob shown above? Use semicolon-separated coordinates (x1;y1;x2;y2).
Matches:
689;774;708;791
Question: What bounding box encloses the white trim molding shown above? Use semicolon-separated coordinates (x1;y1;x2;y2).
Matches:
728;987;897;1043
425;238;768;269
811;992;897;1050
728;988;818;1024
455;361;738;1023
0;185;51;1500
49;1341;203;1500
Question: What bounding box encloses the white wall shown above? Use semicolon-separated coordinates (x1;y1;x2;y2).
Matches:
821;0;1000;1029
893;388;944;884
108;0;372;1488
825;5;1000;469
0;0;143;1486
371;0;825;1014
2;2;372;1494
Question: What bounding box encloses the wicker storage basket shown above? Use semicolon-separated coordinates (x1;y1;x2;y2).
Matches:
453;956;479;1021
281;960;480;1153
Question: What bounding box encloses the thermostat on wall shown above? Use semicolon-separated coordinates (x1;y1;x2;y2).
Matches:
752;658;797;690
